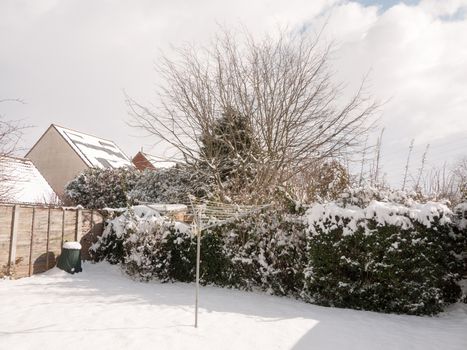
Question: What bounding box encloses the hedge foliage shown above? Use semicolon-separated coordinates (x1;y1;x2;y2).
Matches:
303;215;464;315
91;196;466;315
64;167;213;209
92;207;307;292
64;168;139;209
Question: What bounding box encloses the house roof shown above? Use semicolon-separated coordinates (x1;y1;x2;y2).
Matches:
0;155;58;204
137;152;176;169
52;125;132;169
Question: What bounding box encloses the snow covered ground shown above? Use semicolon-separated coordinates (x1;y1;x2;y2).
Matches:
1;263;466;350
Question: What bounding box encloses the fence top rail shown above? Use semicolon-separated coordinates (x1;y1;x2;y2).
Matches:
0;202;91;211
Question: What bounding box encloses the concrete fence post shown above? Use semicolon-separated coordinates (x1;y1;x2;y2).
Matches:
28;207;36;276
8;205;20;275
61;208;66;248
45;208;51;270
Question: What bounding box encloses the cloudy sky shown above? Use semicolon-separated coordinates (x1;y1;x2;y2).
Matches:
1;0;466;186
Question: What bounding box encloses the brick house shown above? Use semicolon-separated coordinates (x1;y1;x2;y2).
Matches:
132;151;175;171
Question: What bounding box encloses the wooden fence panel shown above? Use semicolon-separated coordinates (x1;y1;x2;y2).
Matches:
14;207;34;277
80;210;93;260
0;206;13;276
0;204;105;278
63;209;77;244
47;209;64;270
30;208;50;275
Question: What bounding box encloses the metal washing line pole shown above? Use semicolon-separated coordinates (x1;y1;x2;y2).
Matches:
188;196;270;328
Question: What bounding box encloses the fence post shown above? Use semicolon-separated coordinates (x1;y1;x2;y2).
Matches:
45;207;51;270
61;208;66;248
8;205;20;275
28;208;36;276
75;209;82;241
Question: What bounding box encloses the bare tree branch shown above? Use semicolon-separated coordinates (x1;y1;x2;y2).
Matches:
0;99;30;202
128;28;378;202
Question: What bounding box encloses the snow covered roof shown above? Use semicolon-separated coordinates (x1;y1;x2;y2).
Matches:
53;125;132;169
0;156;58;204
140;152;176;169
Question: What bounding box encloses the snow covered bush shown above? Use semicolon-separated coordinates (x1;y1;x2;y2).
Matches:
454;202;467;231
91;189;465;315
336;186;418;208
92;206;306;293
302;199;465;315
64;167;139;209
203;210;307;293
65;166;213;209
453;201;467;303
91;206;196;282
200;210;306;294
130;167;213;204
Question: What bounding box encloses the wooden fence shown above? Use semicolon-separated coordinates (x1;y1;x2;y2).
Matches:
0;204;104;278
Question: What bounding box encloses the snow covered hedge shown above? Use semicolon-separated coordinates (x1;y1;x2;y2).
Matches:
91;207;306;293
303;200;464;315
91;191;466;315
129;168;212;204
65;167;213;208
64;168;139;209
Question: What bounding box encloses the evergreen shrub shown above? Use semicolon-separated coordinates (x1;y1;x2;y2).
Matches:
302;202;465;315
91;191;466;315
64;167;139;209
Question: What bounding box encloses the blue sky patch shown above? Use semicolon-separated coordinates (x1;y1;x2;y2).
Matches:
353;0;420;11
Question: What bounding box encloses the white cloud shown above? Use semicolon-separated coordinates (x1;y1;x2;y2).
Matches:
0;0;466;186
314;1;467;184
419;0;467;17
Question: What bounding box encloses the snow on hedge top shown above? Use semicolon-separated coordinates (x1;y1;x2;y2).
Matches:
92;205;190;253
54;125;132;169
305;200;452;236
0;156;58;204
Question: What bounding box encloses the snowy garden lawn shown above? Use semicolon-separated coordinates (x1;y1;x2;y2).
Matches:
1;263;466;350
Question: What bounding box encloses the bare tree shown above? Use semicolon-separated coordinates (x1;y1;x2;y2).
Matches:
372;127;384;186
421;157;467;205
422;163;455;200
0;99;28;202
401;139;414;191
0;99;26;156
414;144;430;193
452;157;467;201
128;29;378;202
289;159;350;202
358;135;370;186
